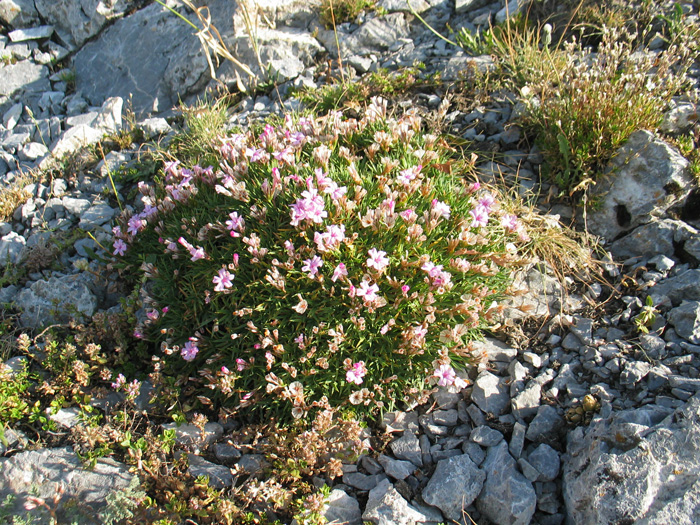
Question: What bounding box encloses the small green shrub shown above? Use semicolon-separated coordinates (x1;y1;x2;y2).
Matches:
519;25;692;193
114;98;527;422
319;0;376;28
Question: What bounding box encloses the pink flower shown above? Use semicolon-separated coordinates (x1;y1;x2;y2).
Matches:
332;263;348;282
478;193;495;211
181;340;199;361
113;238;127;256
346;361;367;385
178;237;207;261
236;358;247;371
421;260;443;278
366;248;390;272
400;208;417;223
431;199;451;219
290;188;327;226
225;211;245;237
501;213;518;232
356;280;379;302
302;255;323;277
127;216;145;236
433;364;456;387
111;373;126;389
397;165;422;185
401;284;410;296
212;267;235;292
470;205;490;228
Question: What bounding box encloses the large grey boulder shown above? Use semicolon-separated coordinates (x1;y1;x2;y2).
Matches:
476;441;537;525
0;447;135;524
16;274;98;328
585;130;693;241
34;0;131;47
422;454;485;522
563;396;700;524
501;263;564;321
323;13;411;58
74;1;234;114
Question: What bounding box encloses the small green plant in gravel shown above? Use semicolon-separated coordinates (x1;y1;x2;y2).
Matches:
113;97;529;423
320;0;376;28
519;25;692;193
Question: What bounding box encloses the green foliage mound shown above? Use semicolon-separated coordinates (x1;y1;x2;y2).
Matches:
114;98;527;422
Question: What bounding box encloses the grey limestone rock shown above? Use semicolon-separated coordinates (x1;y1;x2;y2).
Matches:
0;231;25;267
471;370;511;416
649;269;700;306
0;61;49;97
470;425;504;447
660;102;698;134
79;202;116;231
334;13;410;57
377;454;415;481
186;454;233;488
0;447;135;524
0;0;39;28
74;1;234;114
422;454;485;522
34;0;130;47
585;130;693;240
501;263;564;321
609;218;690;260
620;361;652;386
476;441;537;525
322;489;362;525
363;478;433;525
139;117;172;139
526;405;565;443
511;381;541;419
52;124;103;158
668;300;700;344
527;444;560;482
563;395;700;524
389;432;423;467
8;26;54;42
237;453;267;475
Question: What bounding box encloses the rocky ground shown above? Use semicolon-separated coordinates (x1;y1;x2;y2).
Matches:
1;0;700;524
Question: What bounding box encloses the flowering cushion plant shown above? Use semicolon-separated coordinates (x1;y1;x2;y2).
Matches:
114;97;527;422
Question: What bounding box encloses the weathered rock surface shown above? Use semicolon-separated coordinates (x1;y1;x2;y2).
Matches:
74;1;234;114
422;454;485;521
16;274;98;328
586;130;694;240
0;447;135;524
476;441;537;525
563;395;700;524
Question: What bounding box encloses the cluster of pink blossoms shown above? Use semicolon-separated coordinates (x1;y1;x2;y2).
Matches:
290;187;327;226
346;361;367;385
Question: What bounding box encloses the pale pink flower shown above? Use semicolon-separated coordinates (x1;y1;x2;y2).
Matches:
346;361;367;385
212;267;235;292
501;213;518;232
400;208;417;223
431;199;451;219
111;373;126;389
302;255;323;277
236;358;247;371
127;216;145;236
181;340;199;361
470;205;490;228
356;280;379;302
433;364;456;387
397;165;422;185
332;263;348;282
478;193;496;211
366;248;390;272
225;211;245;237
401;284;410;296
113;238;127;256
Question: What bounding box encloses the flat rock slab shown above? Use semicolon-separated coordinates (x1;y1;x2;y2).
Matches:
0;61;50;97
422;454;485;522
563;395;700;524
73;1;235;114
0;447;135;524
